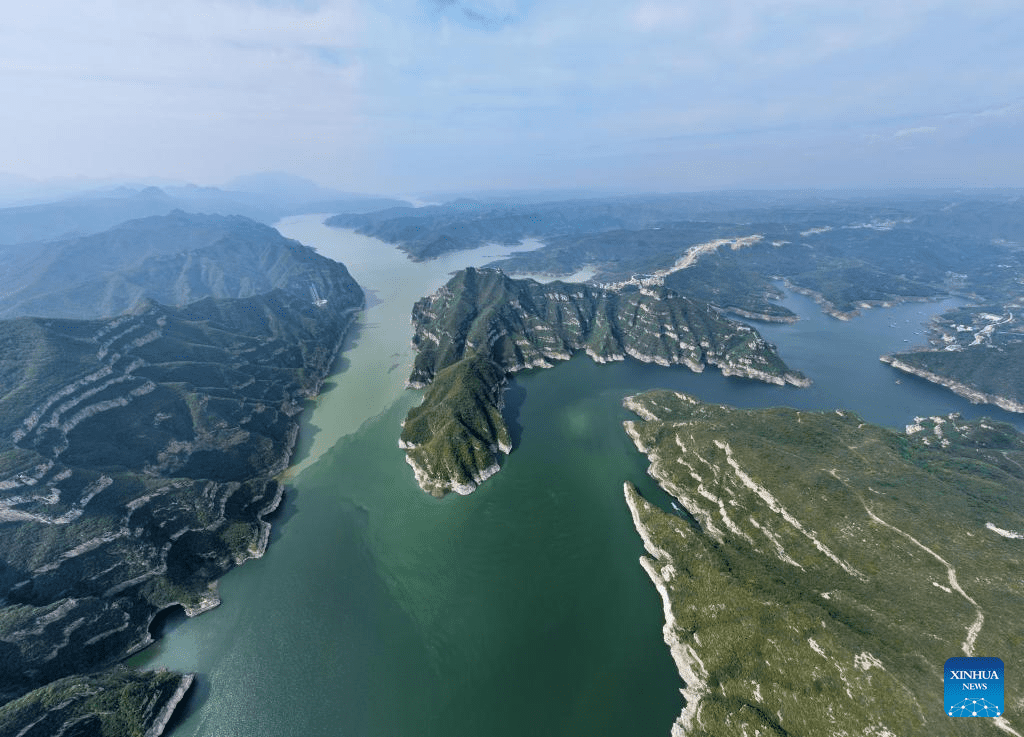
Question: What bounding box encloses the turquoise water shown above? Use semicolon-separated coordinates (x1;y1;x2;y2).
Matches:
130;217;1022;737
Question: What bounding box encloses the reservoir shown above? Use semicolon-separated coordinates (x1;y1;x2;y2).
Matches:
130;215;1024;736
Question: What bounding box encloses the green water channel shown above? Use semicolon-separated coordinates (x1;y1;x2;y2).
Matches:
130;215;1023;737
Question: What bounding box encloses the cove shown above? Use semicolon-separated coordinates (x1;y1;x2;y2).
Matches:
129;216;1022;737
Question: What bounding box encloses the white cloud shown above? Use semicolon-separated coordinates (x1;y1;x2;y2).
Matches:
894;126;938;138
0;0;1022;190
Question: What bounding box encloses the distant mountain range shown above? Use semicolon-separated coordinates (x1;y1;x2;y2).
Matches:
0;179;407;246
0;210;357;320
329;191;1024;411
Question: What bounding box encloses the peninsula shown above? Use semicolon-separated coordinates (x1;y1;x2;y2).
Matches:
400;267;806;496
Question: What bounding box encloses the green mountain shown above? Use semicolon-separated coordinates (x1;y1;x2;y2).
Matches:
400;268;805;495
400;353;511;496
0;215;362;732
623;390;1023;736
883;344;1024;413
0;210;351;320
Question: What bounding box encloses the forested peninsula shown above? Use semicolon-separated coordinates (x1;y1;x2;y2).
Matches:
399;267;805;496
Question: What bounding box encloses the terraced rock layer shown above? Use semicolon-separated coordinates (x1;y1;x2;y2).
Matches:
623;390;1024;736
0;669;192;737
0;218;362;732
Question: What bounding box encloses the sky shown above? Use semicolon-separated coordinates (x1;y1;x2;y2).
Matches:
1;0;1022;195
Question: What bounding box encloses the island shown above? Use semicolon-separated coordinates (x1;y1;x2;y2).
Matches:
399;267;806;496
0;213;363;734
623;390;1024;736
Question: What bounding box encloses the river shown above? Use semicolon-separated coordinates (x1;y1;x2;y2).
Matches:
129;215;1023;737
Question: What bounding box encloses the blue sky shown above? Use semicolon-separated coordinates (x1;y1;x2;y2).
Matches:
1;0;1022;194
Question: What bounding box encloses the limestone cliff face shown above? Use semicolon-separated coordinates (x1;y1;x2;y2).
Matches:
882;349;1024;414
400;268;805;496
409;267;805;389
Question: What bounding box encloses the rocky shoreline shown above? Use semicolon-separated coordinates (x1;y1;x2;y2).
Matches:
144;673;196;737
622;482;706;737
716;362;811;387
779;279;941;322
880;355;1024;413
138;305;361;635
725;307;799;324
129;305;360;732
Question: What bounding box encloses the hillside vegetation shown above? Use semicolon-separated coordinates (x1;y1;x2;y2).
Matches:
623;390;1023;736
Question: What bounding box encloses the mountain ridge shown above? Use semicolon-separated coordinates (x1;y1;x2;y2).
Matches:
0;213;363;734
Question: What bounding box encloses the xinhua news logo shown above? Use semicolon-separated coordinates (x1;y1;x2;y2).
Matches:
945;657;1004;717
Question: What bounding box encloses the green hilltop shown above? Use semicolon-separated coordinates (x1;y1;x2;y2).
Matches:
400;352;511;496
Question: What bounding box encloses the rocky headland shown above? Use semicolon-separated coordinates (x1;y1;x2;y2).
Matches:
882;353;1024;413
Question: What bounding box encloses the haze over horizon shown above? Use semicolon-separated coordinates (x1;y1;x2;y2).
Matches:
2;0;1022;195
